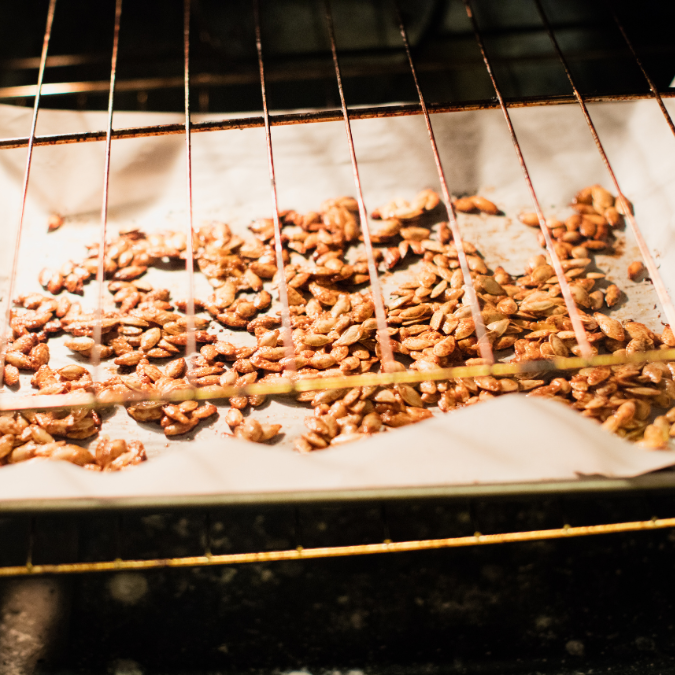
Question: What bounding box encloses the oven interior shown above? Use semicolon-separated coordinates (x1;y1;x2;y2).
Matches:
0;0;674;672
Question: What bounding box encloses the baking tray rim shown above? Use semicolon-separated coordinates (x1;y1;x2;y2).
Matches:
2;470;675;513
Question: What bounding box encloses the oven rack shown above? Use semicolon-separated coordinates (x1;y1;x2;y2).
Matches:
0;0;673;408
0;0;673;575
1;487;675;577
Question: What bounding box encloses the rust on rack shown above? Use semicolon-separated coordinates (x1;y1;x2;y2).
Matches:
394;2;493;364
533;0;675;334
0;515;672;577
253;0;296;373
0;0;57;387
2;347;675;414
323;0;394;368
92;0;123;373
463;0;592;359
182;0;197;364
0;93;672;152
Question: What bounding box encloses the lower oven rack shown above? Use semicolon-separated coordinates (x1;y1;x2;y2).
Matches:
1;484;674;577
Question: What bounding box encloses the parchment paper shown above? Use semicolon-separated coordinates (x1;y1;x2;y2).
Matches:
0;99;674;504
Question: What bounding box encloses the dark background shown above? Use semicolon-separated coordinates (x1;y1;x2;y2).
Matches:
2;491;675;673
0;0;673;115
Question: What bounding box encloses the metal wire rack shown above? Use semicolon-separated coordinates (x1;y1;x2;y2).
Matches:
1;489;675;577
0;0;674;575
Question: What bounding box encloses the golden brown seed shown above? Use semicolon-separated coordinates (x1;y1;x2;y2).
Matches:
548;334;568;357
455;318;475;341
303;333;332;347
591;184;614;211
304;416;329;437
223;408;242;429
397;384;424;408
519;212;540;227
3;364;20;386
498;379;519;393
624;321;654;343
335;324;363;346
190;402;217;420
496;297;517;315
11;334;39;354
640;421;669;450
662;325;675;347
579;217;597;238
259;424;281;442
229;396;249;410
140;327;161;351
626;338;652;354
31;343;50;367
433;335;456;357
627;261;645;281
114;351;144;366
50;444;96;466
361;412;382;433
0;434;14;459
302;431;328;449
593;313;625;342
454;197;476;213
238;418;262;442
163;405;191;425
570;285;591;308
616;196;633;215
65;336;95;352
5;352;34;370
200;344;219;362
46;272;65;295
471;196;499;215
573;186;593;205
113;265;147;281
56;363;87;380
604;207;622;227
605;284;622;308
164;421;198;437
294;437;313;453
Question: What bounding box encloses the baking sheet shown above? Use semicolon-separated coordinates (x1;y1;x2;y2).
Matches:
0;99;674;504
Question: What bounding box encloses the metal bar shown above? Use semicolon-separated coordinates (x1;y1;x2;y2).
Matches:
323;0;394;368
183;0;197;364
0;93;672;152
91;0;123;371
0;0;57;387
462;0;592;359
533;0;675;334
2;345;675;414
0;515;672;577
253;0;296;374
394;2;493;363
605;0;675;138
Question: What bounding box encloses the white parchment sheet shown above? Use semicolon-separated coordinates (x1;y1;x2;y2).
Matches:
0;99;673;503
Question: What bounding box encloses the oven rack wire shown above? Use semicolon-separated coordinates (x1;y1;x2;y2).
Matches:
0;0;673;411
1;496;675;577
0;0;673;575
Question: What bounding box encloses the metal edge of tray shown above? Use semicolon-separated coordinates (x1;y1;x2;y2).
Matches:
1;470;675;514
